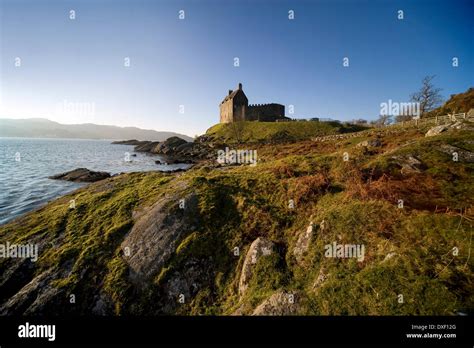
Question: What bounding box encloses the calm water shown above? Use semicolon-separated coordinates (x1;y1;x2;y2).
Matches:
0;138;189;225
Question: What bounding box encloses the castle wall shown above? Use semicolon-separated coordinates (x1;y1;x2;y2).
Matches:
233;92;248;122
234;104;246;122
220;99;234;123
220;89;248;123
219;85;284;123
247;103;285;121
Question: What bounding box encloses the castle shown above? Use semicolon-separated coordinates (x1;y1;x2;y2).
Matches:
219;83;288;123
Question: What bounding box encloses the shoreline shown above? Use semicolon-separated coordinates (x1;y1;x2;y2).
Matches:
0;165;193;227
0;137;195;226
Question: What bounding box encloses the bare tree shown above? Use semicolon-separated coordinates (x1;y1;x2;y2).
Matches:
353;118;368;125
230;121;245;143
374;114;392;127
410;75;443;117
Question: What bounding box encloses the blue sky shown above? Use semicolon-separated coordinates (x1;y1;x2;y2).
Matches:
0;0;472;136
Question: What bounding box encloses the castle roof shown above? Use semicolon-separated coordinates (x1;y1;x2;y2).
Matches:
220;83;246;105
220;89;240;104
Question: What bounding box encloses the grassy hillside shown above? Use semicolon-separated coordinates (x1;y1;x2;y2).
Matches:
0;120;473;316
426;87;474;117
205;120;366;144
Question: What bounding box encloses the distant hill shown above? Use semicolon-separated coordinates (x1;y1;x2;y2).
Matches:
0;118;193;142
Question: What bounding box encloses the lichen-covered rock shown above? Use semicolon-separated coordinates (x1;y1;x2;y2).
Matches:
0;230;75;315
392;155;425;175
293;222;314;264
449;120;474;131
356;138;382;147
425;125;448;137
0;268;67;315
238;237;275;295
121;189;199;282
437;144;474;163
160;258;212;313
312;267;329;290
252;290;300;315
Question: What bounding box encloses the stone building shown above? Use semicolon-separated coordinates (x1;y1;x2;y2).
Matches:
219;83;287;123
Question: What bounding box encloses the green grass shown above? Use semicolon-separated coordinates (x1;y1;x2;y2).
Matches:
0;172;171;313
0;121;472;316
205;121;366;144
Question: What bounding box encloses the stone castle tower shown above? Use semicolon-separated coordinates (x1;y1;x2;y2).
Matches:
219;83;287;123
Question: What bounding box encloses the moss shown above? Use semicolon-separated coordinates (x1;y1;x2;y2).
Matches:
175;232;199;255
51;274;79;289
0;120;472;316
244;251;291;307
103;256;131;315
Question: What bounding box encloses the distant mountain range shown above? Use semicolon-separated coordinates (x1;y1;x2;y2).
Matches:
0;118;193;142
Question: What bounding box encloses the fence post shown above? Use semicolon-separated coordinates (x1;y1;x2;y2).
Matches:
435;116;438;125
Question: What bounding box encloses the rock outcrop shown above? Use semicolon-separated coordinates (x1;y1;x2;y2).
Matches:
111;139;143;145
293;221;314;264
0;269;64;315
152;137;188;155
391;155;425;175
49;168;111;182
161;257;212;311
121;190;199;282
449;120;474;131
252;290;300;315
312;267;329;290
238;237;275;295
437;144;474;163
112;136;212;164
135;141;160;152
356;138;382;148
425;125;449;137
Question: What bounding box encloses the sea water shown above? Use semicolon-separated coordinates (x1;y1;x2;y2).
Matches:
0;137;187;225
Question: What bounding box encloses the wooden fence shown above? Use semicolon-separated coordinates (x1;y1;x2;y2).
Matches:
391;112;472;128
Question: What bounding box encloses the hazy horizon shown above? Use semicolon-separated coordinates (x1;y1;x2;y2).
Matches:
0;117;195;140
0;116;191;133
1;0;473;136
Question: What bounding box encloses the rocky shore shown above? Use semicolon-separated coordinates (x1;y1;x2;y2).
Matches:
112;136;212;164
48;137;206;183
49;168;111;182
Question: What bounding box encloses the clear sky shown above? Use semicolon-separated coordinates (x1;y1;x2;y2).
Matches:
0;0;472;137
